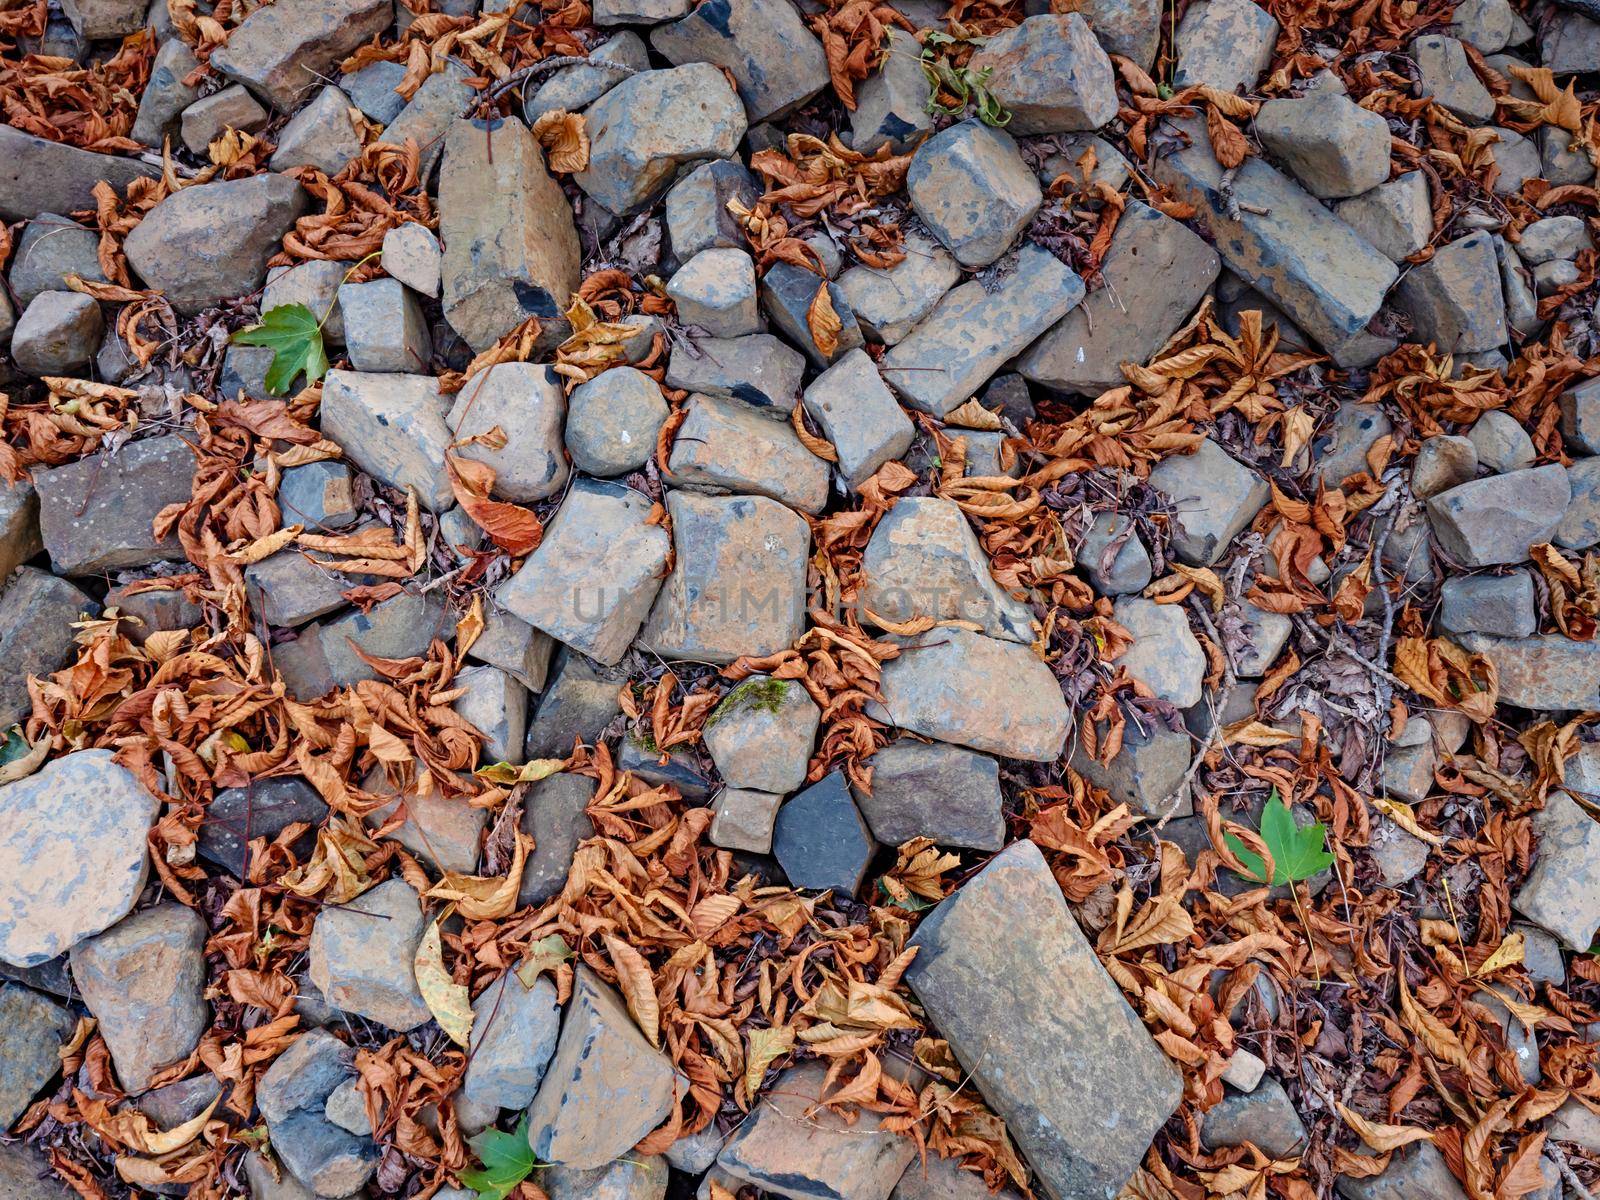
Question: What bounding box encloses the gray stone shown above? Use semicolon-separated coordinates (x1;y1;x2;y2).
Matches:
1426;464;1569;567
278;460;358;531
1152;120;1398;366
1547;1098;1600;1152
905;840;1182;1199
439;117;582;352
565;366;667;478
10;213;105;308
667;393;832;514
270;84;363;176
498;479;669;666
272;1108;378;1196
0;984;71;1126
263;260;347;344
1520;214;1591;265
0;568;93;727
1517;790;1600;950
1411;434;1478;498
855;739;1003;850
1018;201;1219;394
181;84;268;154
758;262;864;367
70;902;208;1094
339;278;432;373
709;788;783;854
124;174;306;315
801;348;915;489
320;370;454;511
1541;10;1600;74
212;0;393;111
967;13;1117;134
772;772;876;894
35;435;191;574
344;61;410;124
1414;34;1495;122
1381;738;1436;803
664;159;759;265
0;1142;75;1200
323;1077;369;1136
907;121;1042;269
468;606;554;692
836;230;959;347
1395;231;1507;354
640;490;809;665
525;32;649;123
1517;922;1565;986
544;1155;669;1200
1074;721;1192;815
1335;1142;1469;1200
454;665;528;764
1148;437;1270;565
1440;571;1535;638
651;0;828;123
0;126;159;223
1499;232;1546;339
199;778;327;879
525;651;625;758
518;772;597;905
1077;512;1152;594
849;29;933;154
882;243;1086;416
1172;0;1279;93
0;484;38;588
664;333;806;417
526;965;678;1169
461;972;561;1113
1200;1077;1308;1158
446;363;569;503
275;588;450;699
1256;92;1391;198
1558;456;1600;550
381;223;441;298
577;64;747;214
132;38;201;147
1114;596;1206;708
308;878;430;1030
1541;125;1596;187
137;1074;223;1130
1491;127;1543;195
718;1061;915;1200
704;676;819;794
1450;0;1515;51
619;736;713;799
364;780;486;876
594;0;690;22
1535;257;1581;295
667;248;760;338
242;1148;320;1200
860;495;1034;643
892;1152;1023;1200
219;347;276;402
1369;817;1430;886
1232;602;1293;676
11;291;101;377
875;628;1070;761
384;63;476;178
1457;632;1600;710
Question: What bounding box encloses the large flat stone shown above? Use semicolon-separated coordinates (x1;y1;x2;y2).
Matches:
212;0;395;110
0;126;158;222
308;878;430;1031
320;370;455;512
1426;464;1569;567
460;972;561;1114
906;840;1182;1199
853;739;1004;851
1515;790;1600;950
1456;633;1600;710
35;435;192;575
0;750;158;968
1151;119;1398;366
667;393;831;514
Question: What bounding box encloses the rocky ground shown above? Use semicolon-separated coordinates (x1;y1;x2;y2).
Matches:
3;0;1600;1198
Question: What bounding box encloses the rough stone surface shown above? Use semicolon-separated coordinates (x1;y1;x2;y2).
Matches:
651;0;827;122
1411;434;1479;498
0;126;159;222
1173;0;1279;94
498;479;669;666
1201;1078;1309;1158
320;370;455;512
180;84;268;155
1077;512;1153;594
33;437;188;573
1457;632;1600;710
907;121;1043;269
199;778;328;879
1413;35;1495;122
70;902;209;1094
1115;597;1207;708
640;490;809;665
525;651;625;758
718;1062;916;1200
1257;92;1392;198
383;63;476;178
1395;231;1508;354
667;392;831;514
664;159;760;265
263;260;347;345
565;366;668;477
1558;456;1600;550
446;363;568;503
1334;1143;1469;1200
1426;464;1569;567
1019;201;1219;394
133;38;201;147
211;0;393;111
276;589;450;699
439;117;583;351
875;628;1070;761
663;332;806;416
525;32;649;123
1072;721;1192;816
1148;438;1271;565
882;243;1085;416
1440;572;1537;639
308;879;430;1031
544;1155;670;1200
906;840;1183;1199
709;789;783;854
1334;171;1432;261
849;29;933;153
836;230;960;347
382;223;442;297
124;174;306;315
270;84;363;175
704;675;819;794
460;972;561;1115
967;14;1117;134
801;348;916;488
525;965;678;1169
577;64;747;214
667;248;761;338
518;772;597;905
1515;790;1600;950
0;569;93;727
453;665;528;765
467;606;554;692
365;778;487;875
0;1141;79;1200
1519;214;1591;265
339;277;432;373
0;984;72;1127
772;772;877;895
854;739;1004;850
11;291;101;377
10;213;105;307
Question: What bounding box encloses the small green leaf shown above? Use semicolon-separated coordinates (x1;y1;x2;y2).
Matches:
460;1114;540;1200
232;302;328;395
1225;791;1334;885
0;726;31;767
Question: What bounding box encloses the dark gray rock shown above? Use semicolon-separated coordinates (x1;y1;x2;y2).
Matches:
967;13;1117;134
524;650;626;759
270;85;363;176
772;772;877;894
274;589;450;700
199;778;328;878
708;788;782;854
1335;1142;1468;1200
10;213;105;307
836;229;959;347
0;126;159;222
849;29;933;154
0;567;96;727
650;0;829;123
518;773;597;905
664;159;760;266
1200;1077;1308;1158
759;262;864;368
1256;92;1391;198
0;984;72;1127
1076;512;1152;595
1072;721;1192;817
854;739;1004;851
277;460;358;531
1147;438;1270;566
565;366;669;478
319;370;454;511
619;735;714;800
666;392;832;513
383;62;476;178
445;363;568;503
1394;231;1508;355
131;38;202;147
1515;790;1600;949
180;84;269;155
272;1108;379;1197
703;675;819;794
460;972;561;1113
1438;571;1536;638
525;32;648;123
1172;0;1277;91
1557;456;1600;550
345;61;410;123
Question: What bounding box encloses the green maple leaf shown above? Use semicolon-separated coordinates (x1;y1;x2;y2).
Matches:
1223;791;1334;885
459;1114;541;1200
231;302;328;395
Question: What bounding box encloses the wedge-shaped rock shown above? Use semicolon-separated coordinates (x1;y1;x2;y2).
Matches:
907;121;1042;269
1151;119;1398;366
1256;92;1391;199
526;966;678;1169
651;0;829;123
663;333;806;417
1019;201;1218;394
875;629;1069;761
1515;790;1600;950
1394;231;1507;354
967;14;1118;134
640;491;809;664
0;985;72;1128
383;62;475;178
212;0;394;110
1172;0;1278;94
667;393;831;514
771;772;877;895
0;126;158;221
881;244;1085;416
861;496;1033;642
308;878;430;1031
0;750;158;968
1425;464;1568;567
836;230;959;346
320;370;455;511
906;840;1182;1199
1455;632;1600;710
718;1062;916;1200
439;118;582;352
576;64;747;214
1146;437;1270;566
854;739;1004;851
124;174;306;315
460;973;561;1114
498;479;669;666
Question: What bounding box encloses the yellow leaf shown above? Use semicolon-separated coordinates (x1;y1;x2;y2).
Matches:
806;281;841;358
943;398;1003;431
1337;1102;1434;1152
1371;796;1445;847
231;524;303;565
515;933;573;989
1475;932;1526;977
475;758;566;785
414;916;473;1047
1171;564;1225;611
743;1024;794;1100
604;934;660;1047
426;832;529;921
